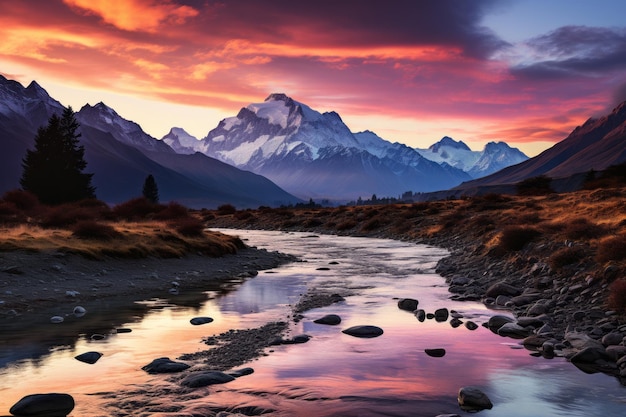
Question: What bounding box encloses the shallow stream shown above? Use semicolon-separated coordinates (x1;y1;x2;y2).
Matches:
1;230;626;416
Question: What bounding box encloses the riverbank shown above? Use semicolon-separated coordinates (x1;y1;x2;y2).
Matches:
205;188;626;381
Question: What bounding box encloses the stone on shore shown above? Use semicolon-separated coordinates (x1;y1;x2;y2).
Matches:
498;322;532;339
415;309;426;322
457;386;493;411
485;282;521;298
342;325;384;338
228;367;254;378
181;371;236;388
313;314;342;325
75;351;102;364
142;357;190;374
10;393;75;417
487;315;515;332
397;298;419;312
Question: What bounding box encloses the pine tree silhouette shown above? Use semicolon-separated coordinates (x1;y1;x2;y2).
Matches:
142;174;159;204
20;107;95;204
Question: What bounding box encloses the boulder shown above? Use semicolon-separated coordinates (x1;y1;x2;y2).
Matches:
605;345;626;362
228;367;255;378
465;321;478;331
602;332;624;347
457;386;493;411
434;308;449;322
181;371;235;388
397;298;419;312
75;351;102;364
485;282;521;298
342;325;384;338
570;346;608;364
313;314;342;325
487;315;515;332
415;309;426;322
190;317;214;325
497;323;531;339
10;393;74;417
142;357;190;374
425;348;446;357
450;318;463;328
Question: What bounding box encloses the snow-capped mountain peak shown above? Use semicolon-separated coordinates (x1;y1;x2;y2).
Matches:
77;102;173;153
161;127;205;154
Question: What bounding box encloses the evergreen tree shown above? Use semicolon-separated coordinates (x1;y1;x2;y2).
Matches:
142;174;159;204
20;107;95;204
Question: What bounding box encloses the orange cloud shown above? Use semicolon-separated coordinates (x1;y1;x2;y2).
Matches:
63;0;198;32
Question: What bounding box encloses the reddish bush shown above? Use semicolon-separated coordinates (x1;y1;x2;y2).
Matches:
216;204;237;215
336;220;357;231
608;279;626;313
40;204;99;228
234;210;254;220
72;220;121;240
562;217;608;240
596;234;626;263
2;190;39;211
548;246;587;270
497;226;541;252
154;202;189;220
171;217;206;237
112;198;162;220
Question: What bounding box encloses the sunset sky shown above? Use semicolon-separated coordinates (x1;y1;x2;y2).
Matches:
1;0;625;156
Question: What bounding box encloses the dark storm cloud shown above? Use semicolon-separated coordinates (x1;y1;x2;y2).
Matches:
512;26;626;79
197;0;509;59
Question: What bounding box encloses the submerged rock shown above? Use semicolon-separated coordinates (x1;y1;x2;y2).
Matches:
142;357;190;374
342;325;384;338
10;393;75;417
181;371;235;388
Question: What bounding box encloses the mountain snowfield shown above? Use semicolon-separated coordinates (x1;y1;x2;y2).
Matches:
162;93;527;200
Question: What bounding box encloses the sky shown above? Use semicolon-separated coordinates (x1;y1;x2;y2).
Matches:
1;0;625;157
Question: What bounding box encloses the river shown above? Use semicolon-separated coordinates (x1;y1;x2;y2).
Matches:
1;230;625;416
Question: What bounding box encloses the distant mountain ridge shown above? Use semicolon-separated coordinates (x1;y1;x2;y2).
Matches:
452;101;626;193
0;75;300;208
416;136;528;178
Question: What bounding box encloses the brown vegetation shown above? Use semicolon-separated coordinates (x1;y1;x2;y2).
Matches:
0;191;243;259
205;186;626;316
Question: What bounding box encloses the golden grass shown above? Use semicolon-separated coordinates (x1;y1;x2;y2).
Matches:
0;219;243;259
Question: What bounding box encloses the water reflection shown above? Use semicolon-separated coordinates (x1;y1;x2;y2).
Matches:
0;230;625;416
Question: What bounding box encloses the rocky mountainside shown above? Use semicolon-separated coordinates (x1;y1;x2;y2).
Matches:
178;94;472;200
416;136;528;178
0;75;300;208
453;101;626;192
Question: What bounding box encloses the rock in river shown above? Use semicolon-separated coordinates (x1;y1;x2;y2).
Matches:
457;386;493;411
397;298;419;312
190;317;214;325
181;371;236;388
75;351;102;364
313;314;342;325
425;348;446;357
142;357;190;374
342;325;384;338
10;393;75;417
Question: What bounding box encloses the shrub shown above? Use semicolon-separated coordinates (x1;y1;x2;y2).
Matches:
2;189;39;211
171;217;206;237
40;204;99;228
497;226;541;252
234;210;254;220
608;279;626;313
72;220;121;240
516;175;554;196
562;218;608;240
596;234;626;263
303;218;323;228
112;198;162;220
216;204;237;215
336;220;357;231
154;202;189;220
549;246;587;270
361;216;383;231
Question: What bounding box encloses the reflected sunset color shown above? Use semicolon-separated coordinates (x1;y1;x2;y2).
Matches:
2;231;625;416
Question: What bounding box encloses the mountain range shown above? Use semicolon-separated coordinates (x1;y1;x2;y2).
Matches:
0;75;300;208
162;93;527;200
6;73;620;208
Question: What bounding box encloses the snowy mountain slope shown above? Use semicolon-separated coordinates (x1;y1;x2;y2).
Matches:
162;127;206;154
416;136;528;178
0;75;300;208
194;94;470;200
